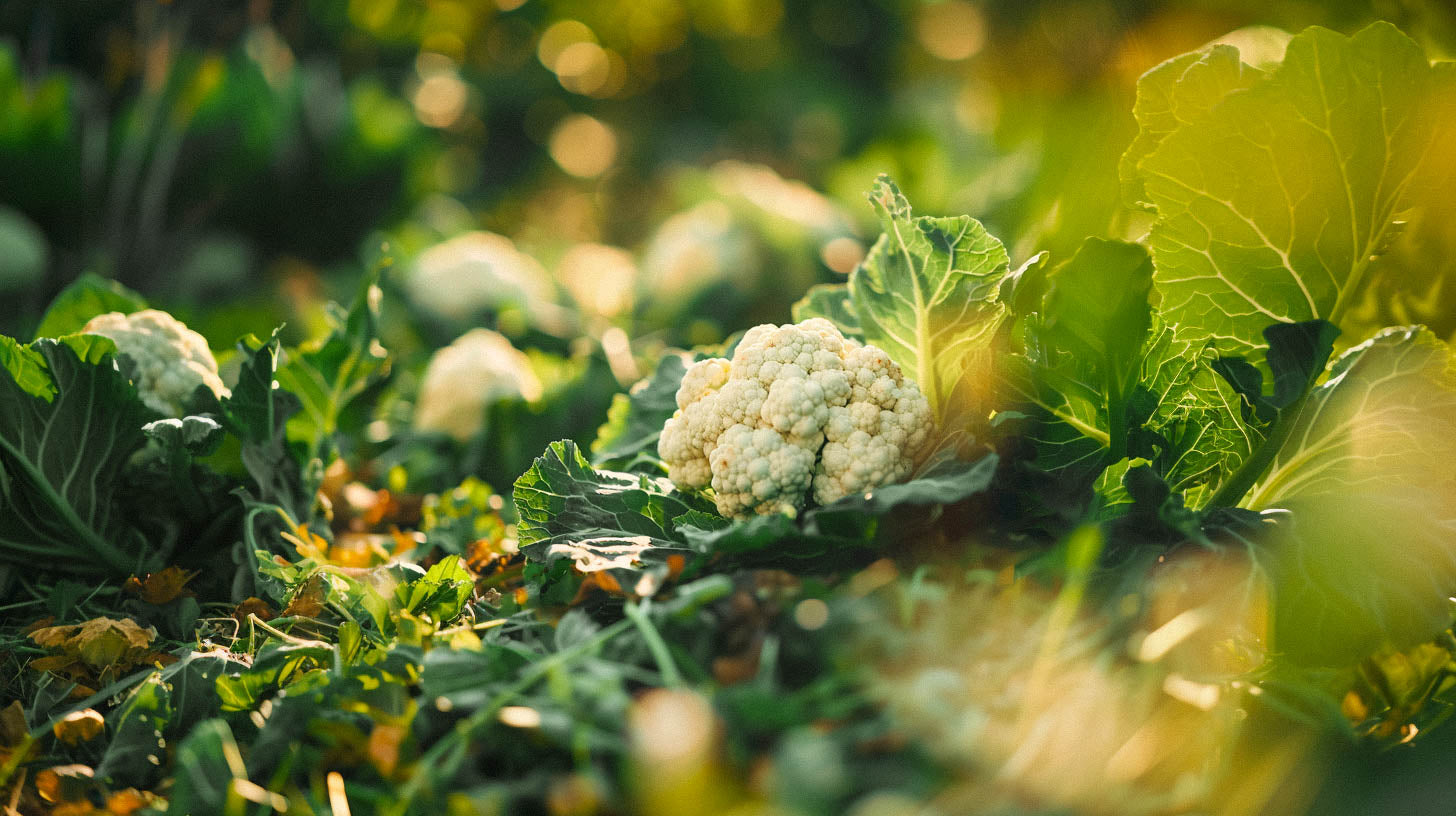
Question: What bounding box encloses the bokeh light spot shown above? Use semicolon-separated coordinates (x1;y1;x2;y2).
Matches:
820;237;865;274
794;598;830;630
549;114;618;178
917;1;986;61
555;41;611;95
538;20;596;70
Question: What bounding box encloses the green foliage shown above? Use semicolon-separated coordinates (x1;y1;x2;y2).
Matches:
5;15;1456;816
0;335;160;576
1127;23;1456;361
590;352;689;470
276;270;390;455
1249;327;1456;664
514;440;707;597
216;332;313;520
849;175;1009;420
420;476;508;557
1001;238;1154;476
393;556;474;623
32;274;148;340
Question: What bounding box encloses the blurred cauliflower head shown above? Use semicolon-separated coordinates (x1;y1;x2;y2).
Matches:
82;310;228;417
414;328;543;442
658;318;932;519
406;232;552;324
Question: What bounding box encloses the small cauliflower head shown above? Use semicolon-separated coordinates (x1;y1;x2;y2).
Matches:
414;328;543;442
658;318;932;519
82;310;229;416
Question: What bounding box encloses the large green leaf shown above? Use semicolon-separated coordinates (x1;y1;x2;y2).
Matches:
849;175;1009;418
1120;44;1262;209
514;440;709;596
1247;327;1456;665
999;239;1154;478
0;335;160;575
33;273;148;339
1138;23;1454;359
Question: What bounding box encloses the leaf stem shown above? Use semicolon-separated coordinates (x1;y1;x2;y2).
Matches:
1206;391;1309;508
625;599;684;688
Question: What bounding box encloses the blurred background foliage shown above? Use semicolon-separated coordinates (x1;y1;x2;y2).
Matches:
3;0;1454;349
4;0;1454;497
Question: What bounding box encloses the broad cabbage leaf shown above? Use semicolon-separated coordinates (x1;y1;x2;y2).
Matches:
1132;23;1455;360
1247;327;1456;665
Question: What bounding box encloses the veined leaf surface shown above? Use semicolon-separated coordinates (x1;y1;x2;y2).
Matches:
851;175;1009;417
1139;23;1454;358
1120;44;1263;209
0;336;158;575
1248;327;1456;664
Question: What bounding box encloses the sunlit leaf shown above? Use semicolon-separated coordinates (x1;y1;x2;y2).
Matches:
1139;23;1455;360
850;175;1008;419
1120;44;1262;209
1249;327;1456;664
33;273;148;340
791;283;862;338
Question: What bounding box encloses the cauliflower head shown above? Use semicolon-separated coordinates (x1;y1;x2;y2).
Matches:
658;318;932;519
406;232;552;324
82;309;229;417
414;328;543;442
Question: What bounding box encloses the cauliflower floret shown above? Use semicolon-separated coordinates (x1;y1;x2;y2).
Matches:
709;424;817;518
657;318;933;518
676;357;730;408
82;310;229;417
414;329;543;442
761;376;830;439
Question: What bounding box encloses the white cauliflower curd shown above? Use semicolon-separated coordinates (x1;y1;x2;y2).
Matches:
414;328;543;442
658;318;932;519
82;309;229;416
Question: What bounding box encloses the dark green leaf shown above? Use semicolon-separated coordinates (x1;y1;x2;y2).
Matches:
217;332;312;519
1000;240;1154;478
1212;320;1340;426
513;440;708;596
276;271;389;455
0;336;160;575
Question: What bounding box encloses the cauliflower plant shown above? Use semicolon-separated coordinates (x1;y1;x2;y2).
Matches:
414;328;543;442
82;310;229;417
658;318;932;519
